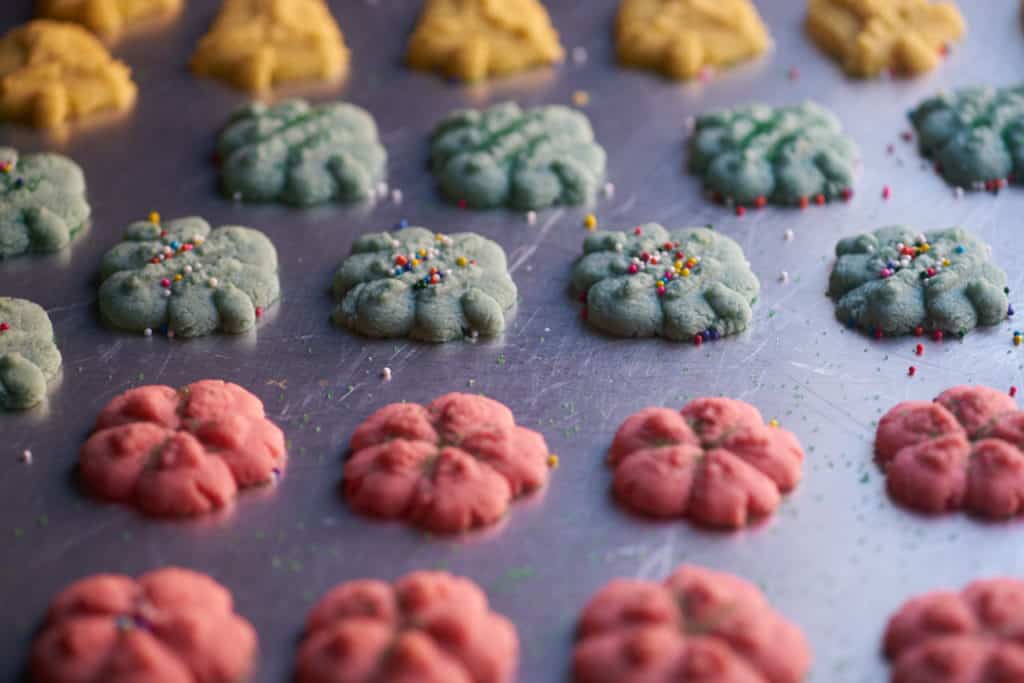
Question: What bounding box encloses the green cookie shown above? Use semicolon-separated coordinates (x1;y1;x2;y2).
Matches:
0;298;61;411
430;101;607;210
217;99;387;207
828;226;1008;337
332;226;516;342
572;223;759;343
98;216;280;338
0;147;90;258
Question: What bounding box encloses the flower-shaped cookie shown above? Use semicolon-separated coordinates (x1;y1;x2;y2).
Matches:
0;297;61;411
689;101;858;208
430;101;607;210
296;571;518;683
608;398;804;528
37;0;183;40
79;380;287;517
572;223;759;343
98;215;280;338
31;567;257;683
332;226;517;342
573;564;811;683
828;226;1007;338
216;99;387;207
343;393;550;533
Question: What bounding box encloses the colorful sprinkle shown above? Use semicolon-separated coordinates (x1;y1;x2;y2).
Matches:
0;322;8;333
381;367;392;381
148;212;160;224
798;196;809;209
572;90;590;107
908;366;916;377
769;419;779;428
456;256;468;267
735;205;746;217
547;454;560;469
915;344;924;356
932;330;944;342
160;279;171;288
882;186;891;200
1012;387;1019;398
584;214;597;230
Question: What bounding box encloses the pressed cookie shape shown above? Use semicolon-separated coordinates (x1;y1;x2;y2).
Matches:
0;297;61;411
31;567;257;683
36;0;183;40
572;223;759;343
296;571;519;683
408;0;564;82
573;564;811;683
343;393;551;533
616;0;771;80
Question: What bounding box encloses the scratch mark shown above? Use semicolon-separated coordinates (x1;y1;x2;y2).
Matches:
509;210;563;274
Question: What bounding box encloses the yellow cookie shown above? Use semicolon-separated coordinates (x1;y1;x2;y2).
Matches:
191;0;348;93
616;0;770;80
806;0;965;78
0;20;137;129
407;0;564;83
36;0;183;40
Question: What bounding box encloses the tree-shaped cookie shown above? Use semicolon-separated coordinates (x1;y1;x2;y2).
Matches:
616;0;771;80
31;567;257;683
98;215;280;338
37;0;183;41
828;226;1008;338
572;223;759;343
573;564;811;682
297;571;519;683
0;147;90;258
343;393;551;533
0;297;61;411
689;101;858;208
216;99;387;207
0;20;137;128
332;226;516;342
430;101;607;210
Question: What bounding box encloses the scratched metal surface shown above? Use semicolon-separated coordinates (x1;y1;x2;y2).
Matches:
3;1;1024;681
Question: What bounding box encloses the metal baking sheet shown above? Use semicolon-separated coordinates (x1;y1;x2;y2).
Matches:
3;1;1024;681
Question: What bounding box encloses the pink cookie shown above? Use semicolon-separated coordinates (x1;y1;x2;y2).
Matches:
573;564;811;683
296;571;518;683
875;385;1024;517
343;393;551;533
608;398;805;528
31;567;257;683
80;380;287;517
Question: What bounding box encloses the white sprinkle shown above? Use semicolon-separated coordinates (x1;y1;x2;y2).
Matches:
954;186;964;198
18;449;32;464
232;192;242;202
571;46;588;65
603;182;615;199
778;271;789;284
391;189;403;204
208;277;219;288
544;327;551;333
783;229;794;241
143;328;153;337
376;181;388;198
184;265;192;274
614;243;623;252
381;367;392;381
162;289;172;297
469;330;479;339
526;211;537;225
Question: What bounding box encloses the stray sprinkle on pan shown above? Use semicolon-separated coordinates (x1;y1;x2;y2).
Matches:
18;450;31;464
784;229;794;241
381;367;392;381
547;454;560;469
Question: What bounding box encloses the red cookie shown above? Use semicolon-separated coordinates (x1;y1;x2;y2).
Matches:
573;564;811;683
296;571;519;683
343;393;551;533
608;398;805;528
875;385;1024;517
31;567;257;683
80;380;287;517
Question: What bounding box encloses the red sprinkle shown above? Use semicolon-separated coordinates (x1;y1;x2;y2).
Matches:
901;131;913;142
735;205;746;217
634;227;643;236
908;366;916;377
932;330;944;342
798;196;809;209
628;263;638;274
939;44;950;57
915;344;924;355
640;252;650;262
882;186;892;200
913;326;924;337
814;194;826;206
874;329;884;339
754;196;767;209
1012;386;1018;398
395;255;408;266
840;188;853;201
0;322;8;333
160;278;171;288
457;199;468;209
693;334;703;346
255;307;263;318
182;243;194;252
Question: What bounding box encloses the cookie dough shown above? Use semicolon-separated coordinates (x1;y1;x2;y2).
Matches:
828;226;1008;337
616;0;771;80
0;147;90;258
0;298;61;411
343;393;550;533
80;380;287;517
689;101;858;207
332;226;516;342
407;0;564;82
807;0;965;78
0;20;137;128
98;215;280;338
31;567;257;683
217;99;386;207
430;101;606;210
191;0;348;93
36;0;183;40
573;224;759;343
574;564;811;683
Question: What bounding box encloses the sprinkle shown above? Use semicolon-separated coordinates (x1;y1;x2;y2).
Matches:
874;328;884;339
735;205;746;217
769;419;779;428
882;186;891;200
778;271;789;284
693;333;703;346
376;181;389;199
547;454;560;468
932;330;944;342
1013;387;1019;398
798;196;809;209
783;229;794;241
526;211;537;225
1009;305;1016;317
681;268;691;277
814;194;826;206
698;65;714;82
603;182;615;199
908;366;916;377
1014;332;1022;347
584;214;597;230
381;367;392;381
143;328;153;337
754;195;767;209
572;46;588;65
174;274;183;282
942;259;950;267
148;212;160;224
411;258;421;267
160;278;171;288
457;199;468;209
915;343;924;356
880;268;892;279
0;161;9;173
19;450;32;464
633;226;643;236
954;187;964;198
456;256;468;267
390;189;403;204
193;236;204;246
255;306;263;318
628;263;638;274
841;188;853;202
394;219;409;230
901;131;913;142
162;289;171;298
572;90;590;107
208;277;219;288
913;326;924;337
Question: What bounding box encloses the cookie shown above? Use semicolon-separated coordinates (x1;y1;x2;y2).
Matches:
0;20;137;128
616;0;771;80
343;393;550;533
80;380;287;517
807;0;965;78
0;297;61;411
572;223;759;343
191;0;348;93
407;0;564;82
574;564;811;683
98;215;280;338
689;101;858;207
430;101;606;210
827;226;1008;338
31;567;257;683
36;0;183;40
217;99;386;207
297;571;518;683
0;147;90;258
332;226;516;342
